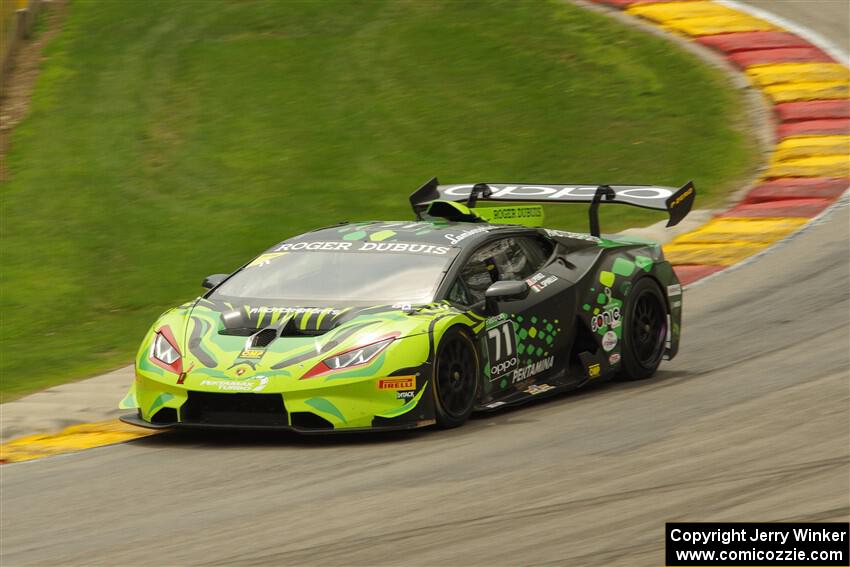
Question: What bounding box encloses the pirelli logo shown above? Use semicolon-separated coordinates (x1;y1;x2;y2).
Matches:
378;376;416;391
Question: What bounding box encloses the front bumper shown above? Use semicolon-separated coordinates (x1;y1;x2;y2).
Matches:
124;366;436;433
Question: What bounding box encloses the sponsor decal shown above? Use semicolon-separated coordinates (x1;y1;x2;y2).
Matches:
669;185;694;208
485;313;508;328
444;226;491;245
486;205;541;220
511;356;555;383
274;241;353;252
587;363;601;378
526;383;555;395
591;306;621;332
671;300;682;309
396;390;416;400
602;331;618;352
201;376;269;392
442;184;674;201
239;348;265;359
474;205;545;226
358;242;450;255
544;228;600;243
274;241;450;255
487;321;519;380
485;401;506;409
378;376;416;391
484;205;543;220
248;306;341;316
667;284;682;297
608;353;621;365
526;272;558;293
491;357;518;377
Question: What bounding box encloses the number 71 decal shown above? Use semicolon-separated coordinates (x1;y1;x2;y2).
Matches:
487;321;518;381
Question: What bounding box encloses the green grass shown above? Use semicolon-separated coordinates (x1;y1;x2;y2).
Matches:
0;0;757;400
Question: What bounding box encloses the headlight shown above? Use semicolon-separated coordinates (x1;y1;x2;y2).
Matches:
324;338;393;369
149;328;183;373
302;338;394;379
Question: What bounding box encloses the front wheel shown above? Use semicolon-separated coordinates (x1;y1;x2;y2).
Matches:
619;278;668;381
433;327;480;428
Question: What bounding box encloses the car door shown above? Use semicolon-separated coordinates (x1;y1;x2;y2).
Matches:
447;234;576;403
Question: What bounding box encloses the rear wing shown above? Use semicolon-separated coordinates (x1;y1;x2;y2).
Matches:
410;178;696;237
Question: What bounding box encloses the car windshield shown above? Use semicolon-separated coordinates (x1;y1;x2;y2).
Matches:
209;249;457;306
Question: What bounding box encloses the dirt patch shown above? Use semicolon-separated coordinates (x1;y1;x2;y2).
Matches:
0;0;69;182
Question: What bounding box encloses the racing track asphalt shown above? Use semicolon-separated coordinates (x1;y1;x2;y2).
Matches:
1;2;848;565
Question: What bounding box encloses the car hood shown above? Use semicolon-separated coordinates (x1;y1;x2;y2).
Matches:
162;298;449;381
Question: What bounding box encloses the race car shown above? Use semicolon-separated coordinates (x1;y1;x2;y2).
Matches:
120;178;695;432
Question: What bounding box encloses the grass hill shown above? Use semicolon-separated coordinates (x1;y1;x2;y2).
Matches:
0;0;756;399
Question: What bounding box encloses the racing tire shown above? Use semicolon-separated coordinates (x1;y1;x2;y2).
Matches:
619;278;668;381
433;327;480;429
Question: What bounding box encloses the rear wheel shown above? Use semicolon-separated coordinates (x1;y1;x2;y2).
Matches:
433;328;480;428
619;278;667;381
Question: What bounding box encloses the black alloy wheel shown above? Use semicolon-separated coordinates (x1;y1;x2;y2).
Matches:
620;278;668;381
433;328;479;428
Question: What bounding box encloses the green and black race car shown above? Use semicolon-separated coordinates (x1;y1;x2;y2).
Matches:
120;178;695;432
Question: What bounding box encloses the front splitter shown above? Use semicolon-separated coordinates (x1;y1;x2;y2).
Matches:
119;413;432;435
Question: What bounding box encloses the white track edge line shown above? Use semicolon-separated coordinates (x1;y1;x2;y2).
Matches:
683;0;850;291
683;189;849;291
714;0;849;64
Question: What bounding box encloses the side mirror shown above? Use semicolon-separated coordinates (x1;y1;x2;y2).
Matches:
485;280;529;303
202;274;228;290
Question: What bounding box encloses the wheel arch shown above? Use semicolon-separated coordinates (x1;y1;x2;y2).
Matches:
631;273;670;312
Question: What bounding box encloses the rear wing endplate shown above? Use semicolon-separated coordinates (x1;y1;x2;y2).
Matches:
410;178;696;237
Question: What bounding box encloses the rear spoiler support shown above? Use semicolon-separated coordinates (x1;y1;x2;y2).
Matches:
589;185;615;238
467;183;493;208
